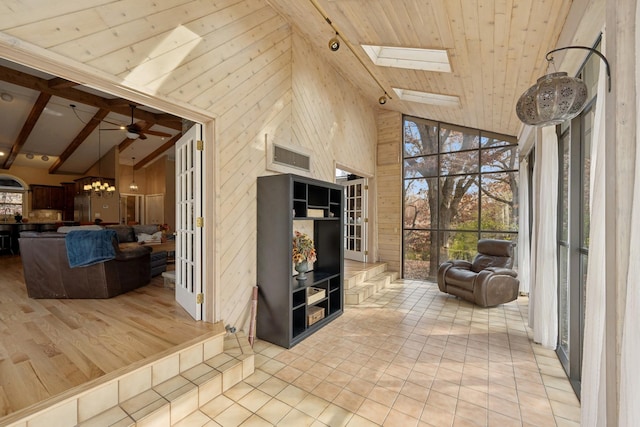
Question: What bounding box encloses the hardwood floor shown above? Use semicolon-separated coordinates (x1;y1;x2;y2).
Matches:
0;254;216;418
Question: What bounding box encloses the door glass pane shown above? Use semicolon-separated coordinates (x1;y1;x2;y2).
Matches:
559;245;569;353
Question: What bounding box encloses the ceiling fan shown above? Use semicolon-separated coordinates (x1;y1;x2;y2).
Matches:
71;103;172;140
120;104;172;140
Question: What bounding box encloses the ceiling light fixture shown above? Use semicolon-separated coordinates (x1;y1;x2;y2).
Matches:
328;33;340;52
309;0;391;105
25;153;34;160
1;92;13;102
378;95;387;105
129;157;138;192
41;155;49;162
84;124;116;198
516;45;611;127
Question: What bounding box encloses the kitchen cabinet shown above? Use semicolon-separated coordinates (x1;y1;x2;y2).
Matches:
31;185;65;210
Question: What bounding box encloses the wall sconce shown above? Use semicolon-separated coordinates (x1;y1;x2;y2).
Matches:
516;45;611;127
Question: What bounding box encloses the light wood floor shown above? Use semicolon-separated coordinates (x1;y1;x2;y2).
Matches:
0;254;216;418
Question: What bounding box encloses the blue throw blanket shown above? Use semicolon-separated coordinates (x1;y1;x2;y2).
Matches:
65;229;117;268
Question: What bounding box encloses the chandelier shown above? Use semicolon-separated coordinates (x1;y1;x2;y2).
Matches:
84;124;116;197
129;157;138;192
515;46;611;127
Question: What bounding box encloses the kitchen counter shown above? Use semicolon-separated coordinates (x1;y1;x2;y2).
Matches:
0;222;79;254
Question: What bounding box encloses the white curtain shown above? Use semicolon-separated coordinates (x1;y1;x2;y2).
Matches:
580;33;608;426
620;13;640;424
517;158;530;295
528;127;558;349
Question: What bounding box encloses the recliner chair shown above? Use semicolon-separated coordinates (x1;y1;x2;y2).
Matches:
437;239;519;307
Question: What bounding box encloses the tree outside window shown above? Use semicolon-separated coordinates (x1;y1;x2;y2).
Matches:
403;116;519;280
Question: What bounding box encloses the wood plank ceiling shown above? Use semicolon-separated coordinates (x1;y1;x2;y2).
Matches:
0;60;183;175
0;0;575;176
266;0;574;137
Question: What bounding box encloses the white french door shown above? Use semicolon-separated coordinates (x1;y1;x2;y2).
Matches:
175;124;204;320
342;178;368;262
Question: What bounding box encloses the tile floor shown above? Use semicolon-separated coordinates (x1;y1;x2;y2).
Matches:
177;279;581;426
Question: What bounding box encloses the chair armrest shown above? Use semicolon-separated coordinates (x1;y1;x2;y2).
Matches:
450;260;472;269
484;267;517;277
116;245;152;260
474;268;520;307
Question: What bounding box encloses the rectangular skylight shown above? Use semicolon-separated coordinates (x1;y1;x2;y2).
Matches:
361;45;451;72
393;88;460;107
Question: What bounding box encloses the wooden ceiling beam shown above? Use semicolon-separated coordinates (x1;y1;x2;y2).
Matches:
1;92;52;169
0;65;182;131
48;108;110;174
135;133;183;169
47;77;79;90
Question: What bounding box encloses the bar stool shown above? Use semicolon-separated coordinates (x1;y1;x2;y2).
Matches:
0;224;13;255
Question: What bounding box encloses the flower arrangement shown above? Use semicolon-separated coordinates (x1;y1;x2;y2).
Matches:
292;231;316;265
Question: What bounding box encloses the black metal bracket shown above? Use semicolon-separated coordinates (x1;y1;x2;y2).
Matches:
546;46;611;92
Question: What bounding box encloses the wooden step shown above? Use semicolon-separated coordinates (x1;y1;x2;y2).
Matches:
2;324;254;427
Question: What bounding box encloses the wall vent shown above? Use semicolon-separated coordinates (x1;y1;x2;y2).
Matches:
266;136;312;175
273;144;310;171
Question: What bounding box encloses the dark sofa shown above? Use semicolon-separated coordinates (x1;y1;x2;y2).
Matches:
19;231;152;298
105;224;169;277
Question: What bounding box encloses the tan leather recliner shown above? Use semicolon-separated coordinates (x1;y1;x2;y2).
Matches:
437;239;519;307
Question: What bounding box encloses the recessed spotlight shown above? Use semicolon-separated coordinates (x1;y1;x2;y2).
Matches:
25;153;34;160
328;35;340;52
41;155;49;161
1;92;13;102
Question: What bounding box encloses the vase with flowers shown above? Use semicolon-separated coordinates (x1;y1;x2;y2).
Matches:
292;231;316;281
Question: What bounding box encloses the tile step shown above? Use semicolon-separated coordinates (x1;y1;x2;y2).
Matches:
345;271;398;305
344;262;391;290
78;333;255;426
2;324;254;427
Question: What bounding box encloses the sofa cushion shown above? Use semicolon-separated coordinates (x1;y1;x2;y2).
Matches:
133;224;160;236
106;225;136;243
137;231;163;243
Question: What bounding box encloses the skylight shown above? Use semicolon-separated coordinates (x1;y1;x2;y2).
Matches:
361;45;451;72
393;88;460;107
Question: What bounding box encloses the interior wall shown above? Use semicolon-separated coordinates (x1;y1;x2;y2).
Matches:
375;110;403;273
0;0;379;332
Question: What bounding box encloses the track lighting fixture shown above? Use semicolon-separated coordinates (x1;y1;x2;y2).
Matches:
310;0;391;104
328;34;340;52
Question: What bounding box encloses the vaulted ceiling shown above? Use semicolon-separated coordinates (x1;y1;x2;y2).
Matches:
265;0;574;137
0;0;576;176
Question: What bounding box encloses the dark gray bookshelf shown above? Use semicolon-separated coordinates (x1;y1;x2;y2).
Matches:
256;174;344;348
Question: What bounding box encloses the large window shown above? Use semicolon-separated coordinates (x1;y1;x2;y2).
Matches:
403;117;519;280
556;41;601;399
0;177;25;221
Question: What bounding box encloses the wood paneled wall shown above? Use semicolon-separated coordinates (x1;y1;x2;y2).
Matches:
376;110;402;273
0;0;379;332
